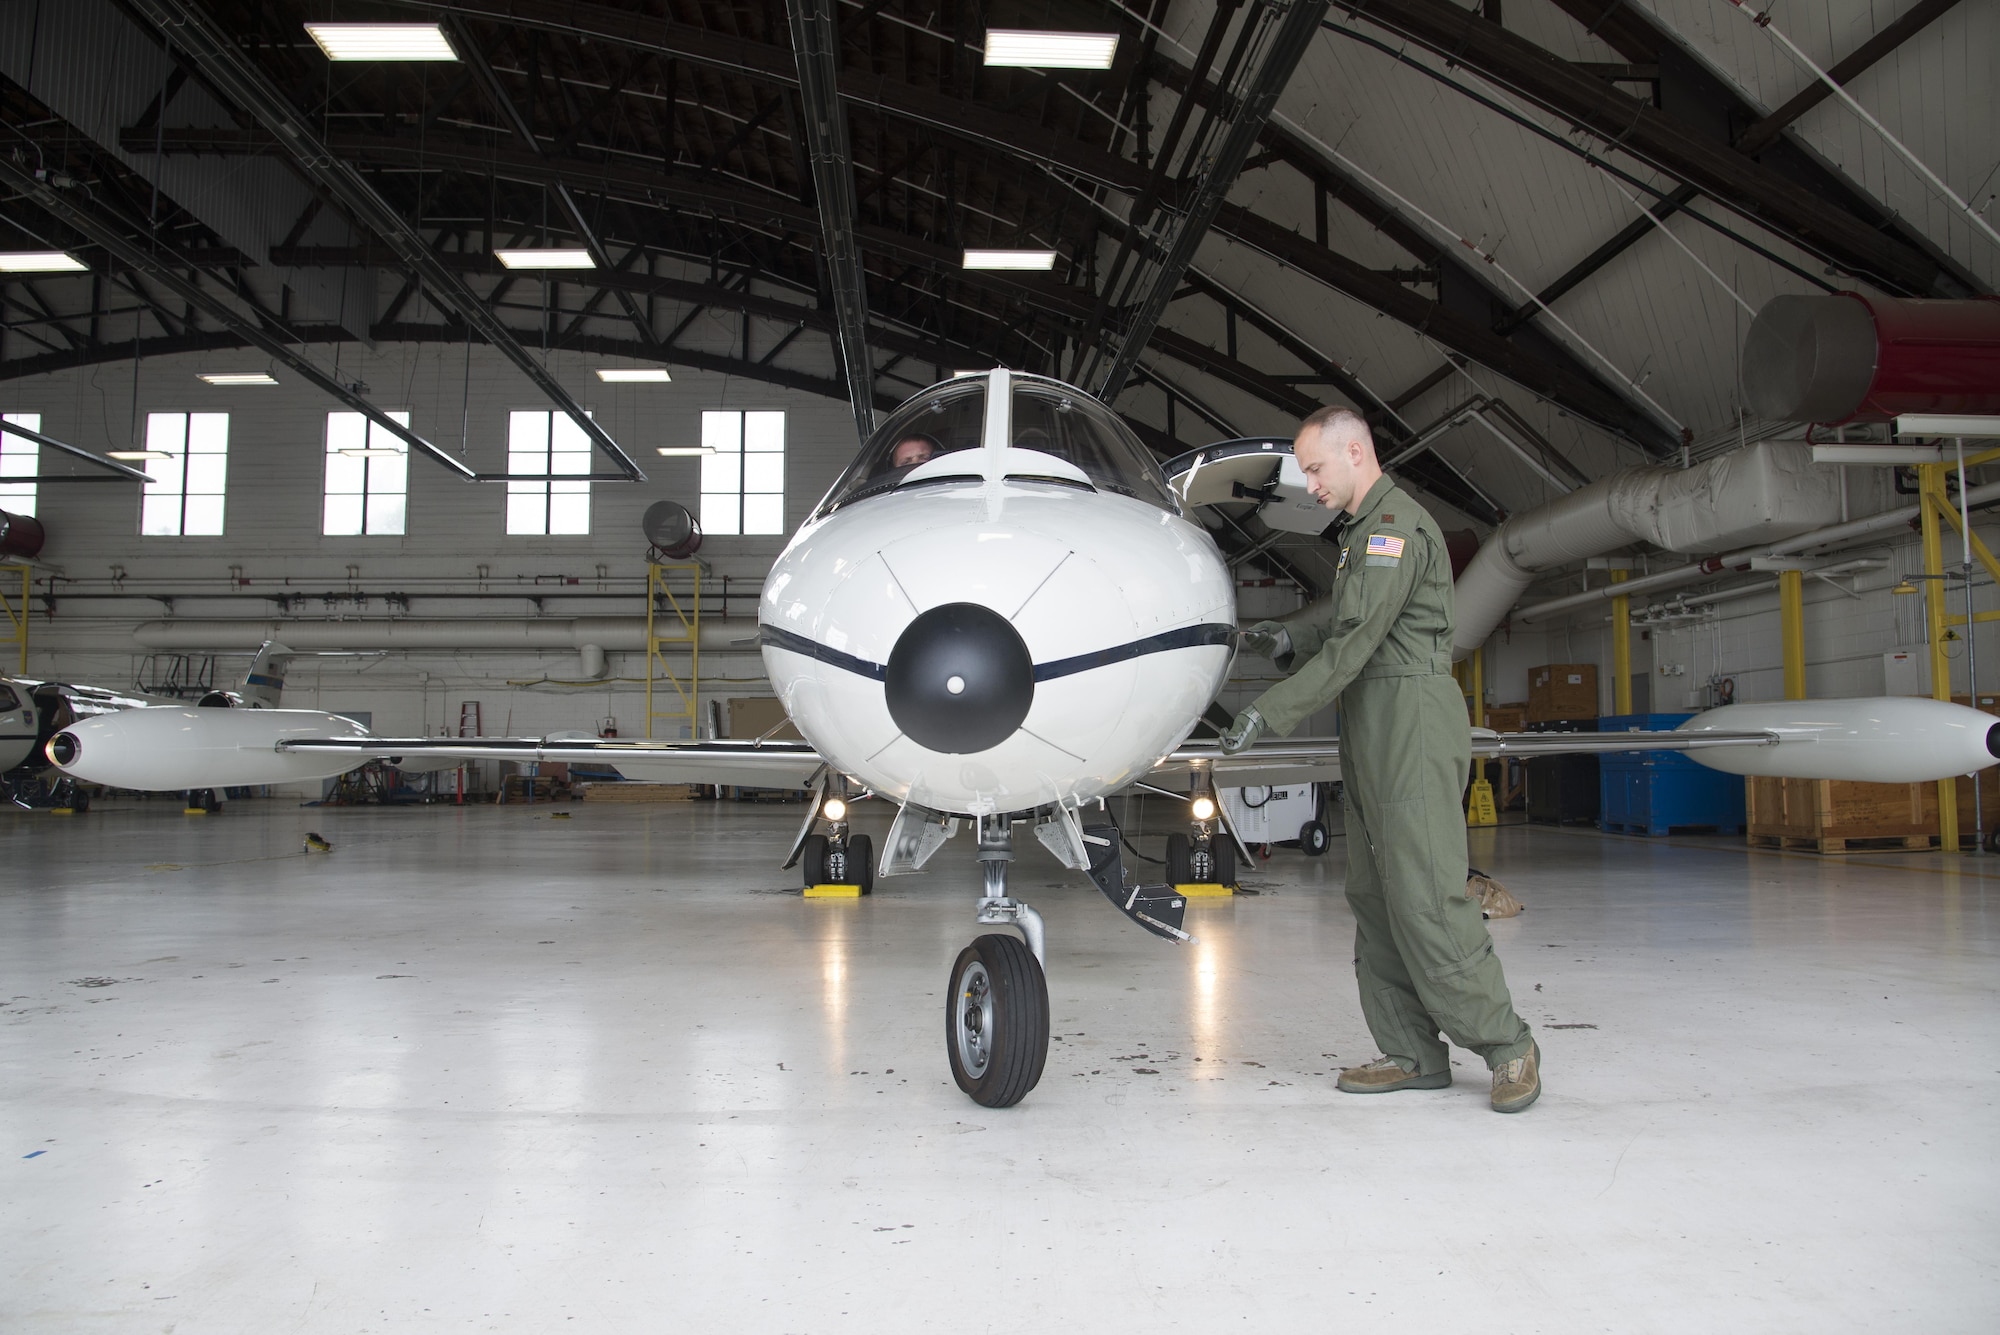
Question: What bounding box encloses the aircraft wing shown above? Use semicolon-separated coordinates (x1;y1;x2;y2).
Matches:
1152;726;1782;788
278;736;825;788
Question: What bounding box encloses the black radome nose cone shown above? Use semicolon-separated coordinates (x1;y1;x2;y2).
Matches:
885;603;1034;754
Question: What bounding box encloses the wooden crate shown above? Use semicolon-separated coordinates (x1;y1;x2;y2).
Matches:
1481;703;1528;734
578;782;699;803
1746;775;1939;854
1527;665;1597;722
726;696;802;741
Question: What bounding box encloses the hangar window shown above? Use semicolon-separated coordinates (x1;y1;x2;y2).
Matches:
701;410;786;536
140;412;229;537
506;410;592;535
0;413;39;517
322;411;410;536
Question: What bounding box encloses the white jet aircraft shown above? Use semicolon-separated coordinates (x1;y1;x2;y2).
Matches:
41;371;2000;1106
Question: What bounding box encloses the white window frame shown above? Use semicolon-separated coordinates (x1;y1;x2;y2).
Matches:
322;411;412;536
700;409;786;536
140;411;229;536
0;413;40;517
505;410;592;535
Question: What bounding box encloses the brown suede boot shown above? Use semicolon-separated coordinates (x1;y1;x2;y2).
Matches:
1490;1041;1541;1113
1336;1056;1452;1093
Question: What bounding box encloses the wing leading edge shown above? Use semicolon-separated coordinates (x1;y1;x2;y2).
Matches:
278;735;824;789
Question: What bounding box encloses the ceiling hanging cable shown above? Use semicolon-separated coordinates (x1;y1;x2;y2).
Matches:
1722;0;2000;254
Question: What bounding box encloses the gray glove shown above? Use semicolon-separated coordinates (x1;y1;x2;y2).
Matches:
1219;706;1267;755
1240;621;1292;661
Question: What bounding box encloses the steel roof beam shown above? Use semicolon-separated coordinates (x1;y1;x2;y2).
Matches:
785;0;876;440
1328;0;1940;295
0;156;479;480
125;0;645;480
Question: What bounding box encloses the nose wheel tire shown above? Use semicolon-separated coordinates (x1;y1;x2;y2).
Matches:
945;933;1049;1108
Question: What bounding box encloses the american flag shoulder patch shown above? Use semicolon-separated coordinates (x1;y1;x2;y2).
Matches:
1365;533;1406;559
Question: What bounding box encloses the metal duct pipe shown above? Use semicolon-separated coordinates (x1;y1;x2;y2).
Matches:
1743;294;2000;423
1451;440;1842;655
131;618;761;653
1515;480;2000;624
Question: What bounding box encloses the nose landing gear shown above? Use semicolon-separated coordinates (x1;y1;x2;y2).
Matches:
945;814;1049;1107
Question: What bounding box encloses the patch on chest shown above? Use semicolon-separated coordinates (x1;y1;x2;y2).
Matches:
1337;546;1350;572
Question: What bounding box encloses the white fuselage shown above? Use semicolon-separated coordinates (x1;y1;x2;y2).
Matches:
761;393;1234;816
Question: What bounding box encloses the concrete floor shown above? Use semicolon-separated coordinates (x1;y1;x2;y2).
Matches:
3;797;1997;1332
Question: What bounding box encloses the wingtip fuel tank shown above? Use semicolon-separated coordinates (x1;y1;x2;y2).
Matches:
1679;696;2000;783
46;705;374;791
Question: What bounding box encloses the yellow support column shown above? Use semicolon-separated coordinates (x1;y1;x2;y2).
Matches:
646;563;701;740
1611;569;1632;715
1466;646;1497;826
1779;569;1806;700
1919;464;1960;850
0;564;26;674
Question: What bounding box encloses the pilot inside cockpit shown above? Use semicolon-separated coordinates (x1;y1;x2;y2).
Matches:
891;433;941;468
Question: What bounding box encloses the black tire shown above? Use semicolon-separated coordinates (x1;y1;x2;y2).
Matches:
1211;836;1236;887
849;835;874;894
1164;832;1192;885
1987;826;2000;856
945;933;1049;1108
1299;820;1330;856
800;834;829;888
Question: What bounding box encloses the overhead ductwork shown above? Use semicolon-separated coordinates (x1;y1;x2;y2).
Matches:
132;618;759;655
1743;294;2000;424
1449;441;1841;657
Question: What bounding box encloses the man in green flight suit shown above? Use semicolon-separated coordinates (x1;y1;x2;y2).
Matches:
1220;406;1540;1113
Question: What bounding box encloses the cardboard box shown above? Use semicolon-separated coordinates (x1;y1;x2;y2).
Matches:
727;696;802;742
1527;665;1597;722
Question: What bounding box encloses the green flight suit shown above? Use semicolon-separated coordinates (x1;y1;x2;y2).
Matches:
1252;476;1532;1075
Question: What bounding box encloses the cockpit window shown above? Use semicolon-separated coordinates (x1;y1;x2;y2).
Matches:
1010;380;1179;512
0;684;16;712
814;379;986;516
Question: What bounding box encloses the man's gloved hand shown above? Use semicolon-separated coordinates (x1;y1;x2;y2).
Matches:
1219;706;1267;755
1240;621;1292;661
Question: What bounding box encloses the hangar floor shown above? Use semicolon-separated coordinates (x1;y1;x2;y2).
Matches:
3;798;1996;1332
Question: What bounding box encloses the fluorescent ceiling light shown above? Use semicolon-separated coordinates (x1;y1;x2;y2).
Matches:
107;450;170;461
963;249;1058;270
656;447;715;456
984;30;1119;69
338;447;405;458
494;248;596;269
0;251;87;272
305;23;457;62
598;368;672;382
198;372;278;386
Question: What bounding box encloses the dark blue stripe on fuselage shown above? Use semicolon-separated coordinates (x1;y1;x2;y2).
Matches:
1030;622;1236;682
757;621;1234;684
758;625;889;681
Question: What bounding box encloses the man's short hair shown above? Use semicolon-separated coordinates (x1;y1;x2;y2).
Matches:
1298;406;1373;449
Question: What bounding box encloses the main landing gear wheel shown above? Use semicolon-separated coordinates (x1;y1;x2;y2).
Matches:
1299;819;1330;856
945;933;1049;1108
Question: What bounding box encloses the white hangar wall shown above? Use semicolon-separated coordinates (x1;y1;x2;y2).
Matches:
3;344;864;742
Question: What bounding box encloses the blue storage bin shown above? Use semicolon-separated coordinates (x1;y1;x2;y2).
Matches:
1597;713;1748;836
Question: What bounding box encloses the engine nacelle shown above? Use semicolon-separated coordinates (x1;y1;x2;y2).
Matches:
1680;697;2000;783
46;706;375;791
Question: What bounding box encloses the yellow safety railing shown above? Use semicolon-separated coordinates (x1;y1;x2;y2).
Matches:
646;563;701;740
1;564;26;674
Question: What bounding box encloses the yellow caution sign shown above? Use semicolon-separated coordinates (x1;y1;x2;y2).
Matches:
1466;778;1498;827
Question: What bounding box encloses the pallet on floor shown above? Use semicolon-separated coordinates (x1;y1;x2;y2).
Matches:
577;782;700;802
1601;822;1746;837
1748;832;1939;854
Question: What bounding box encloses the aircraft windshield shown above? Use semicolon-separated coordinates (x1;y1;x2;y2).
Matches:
815;379;987;515
1010;380;1178;511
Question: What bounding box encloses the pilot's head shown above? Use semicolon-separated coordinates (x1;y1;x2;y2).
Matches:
892;434;940;468
1294;407;1379;516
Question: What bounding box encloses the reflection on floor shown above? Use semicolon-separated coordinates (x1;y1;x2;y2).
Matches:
3;800;1996;1331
